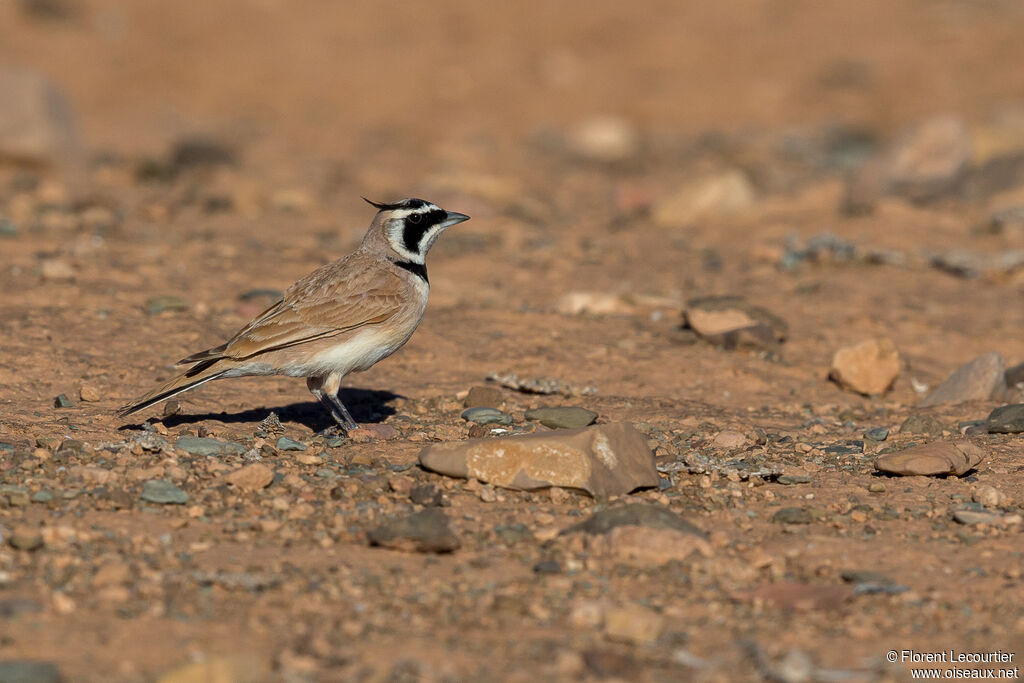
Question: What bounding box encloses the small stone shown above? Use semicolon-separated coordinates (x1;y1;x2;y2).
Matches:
31;491;53;503
524;406;598;429
175;436;246;457
867;482;887;493
409;484;444;507
8;526;43;551
367;508;460;553
460;407;513;426
874;440;983;477
776;475;811;486
772;507;814;524
885;115;971;203
652;170;755;227
919;352;1006;407
226;463;274;491
712;431;747;450
419;422;659;497
864;427;889;441
145;295;189;315
972;485;1006;508
464;385;504;409
603;606;664;645
1006;362;1024;387
900;414;946;436
40;259;74;282
141;480;189;505
162;400;182;417
388;475;414;495
556;291;633;316
830;338;900;396
170;136;237;169
986;404;1024;433
0;661;62;683
567;116;639;163
683;296;787;347
78;385;101;402
155;655;267;683
953;509;1020;526
53;394;72;409
275;437;307;452
533;560;562;574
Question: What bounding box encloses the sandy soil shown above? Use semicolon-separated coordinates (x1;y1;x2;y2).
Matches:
1;0;1024;680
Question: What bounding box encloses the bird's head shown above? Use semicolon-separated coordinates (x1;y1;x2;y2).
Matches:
363;197;470;264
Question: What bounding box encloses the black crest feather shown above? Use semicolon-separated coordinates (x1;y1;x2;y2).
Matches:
362;197;428;211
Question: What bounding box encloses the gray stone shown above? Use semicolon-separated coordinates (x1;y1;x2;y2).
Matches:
175;436;246;457
987;404;1024;433
0;67;78;166
524;406;598;429
460;407;513;426
367;508;460;553
0;219;17;237
886;115;971;203
775;474;811;485
0;661;62;683
409;484;443;507
275;436;307;452
900;414;945;436
141;479;188;505
419;422;659;497
772;507;814;524
30;491;53;504
874;440;983;477
145;295;189;315
919;352;1006;406
563;503;706;538
953;509;1019;526
864;427;889;441
1006;362;1024;387
52;394;72;409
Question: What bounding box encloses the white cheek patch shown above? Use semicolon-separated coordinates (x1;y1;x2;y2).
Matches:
386;220;423;263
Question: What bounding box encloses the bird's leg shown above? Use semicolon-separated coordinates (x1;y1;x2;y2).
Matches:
307;374;358;433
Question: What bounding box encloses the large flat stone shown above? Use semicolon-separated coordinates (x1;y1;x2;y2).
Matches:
418;422;658;497
919;352;1005;406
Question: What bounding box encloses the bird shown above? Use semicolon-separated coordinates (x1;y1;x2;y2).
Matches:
118;197;470;432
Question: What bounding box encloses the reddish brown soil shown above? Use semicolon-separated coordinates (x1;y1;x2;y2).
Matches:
1;0;1024;680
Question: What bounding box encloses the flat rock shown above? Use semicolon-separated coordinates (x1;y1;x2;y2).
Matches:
919;352;1006;406
275;436;306;451
900;414;946;436
418;422;659;497
141;479;189;504
652;170;755;227
603;606;664;645
460;407;513;426
874;440;983;477
563;504;711;565
830;338;900;396
175;436;246;457
367;508;460;553
987;404;1024;433
226;463;274;491
565;503;706;536
683;296;787;345
524;406;598;429
885;115;972;203
0;67;78;166
713;430;747;449
156;654;268;683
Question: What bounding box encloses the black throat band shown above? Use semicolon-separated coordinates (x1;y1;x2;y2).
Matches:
393;260;428;284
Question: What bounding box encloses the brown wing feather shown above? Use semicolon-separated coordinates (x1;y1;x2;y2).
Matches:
179;253;404;364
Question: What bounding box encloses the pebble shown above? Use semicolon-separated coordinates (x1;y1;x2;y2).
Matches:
419;422;659;497
409;484;444;507
175;436;246;457
556;291;634;316
141;479;189;505
864;427;889;441
8;526;43;551
367;508;460;553
460;407;513;426
986;404;1024;433
78;385;101;402
652;170;756;227
464;385;504;409
145;295;189;315
0;661;62;683
829;338;900;396
713;430;747;450
565;504;712;566
31;491;53;503
524;406;598;429
226;463;274;491
275;436;307;452
772;507;814;524
874;440;983;477
972;485;1006;508
919;352;1006;407
567;116;639;163
603;605;664;645
885;115;972;203
0;218;17;237
953;509;1021;526
683;296;787;350
867;482;887;493
155;654;268;683
776;474;811;485
900;414;946;436
53;394;73;409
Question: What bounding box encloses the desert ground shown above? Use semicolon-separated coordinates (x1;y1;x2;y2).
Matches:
1;0;1024;681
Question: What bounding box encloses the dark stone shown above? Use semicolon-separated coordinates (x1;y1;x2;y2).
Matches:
175;436;246;457
772;507;814;524
409;484;443;507
275;437;306;452
533;560;562;574
987;404;1024;433
171;136;237;169
140;480;188;505
864;427;889;441
899;414;945;436
775;475;811;485
0;661;62;683
52;394;72;409
367;508;460;553
563;503;706;538
524;406;598;429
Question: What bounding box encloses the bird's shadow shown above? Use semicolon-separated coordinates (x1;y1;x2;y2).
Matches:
130;388;402;433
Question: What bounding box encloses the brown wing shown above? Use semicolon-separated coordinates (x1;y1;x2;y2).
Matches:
179;254;404;364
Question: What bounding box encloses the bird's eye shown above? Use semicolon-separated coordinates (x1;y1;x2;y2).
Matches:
407;214;422;225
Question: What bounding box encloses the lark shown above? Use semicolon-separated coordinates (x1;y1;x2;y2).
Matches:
118;198;469;431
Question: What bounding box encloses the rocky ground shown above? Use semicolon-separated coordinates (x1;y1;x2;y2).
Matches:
2;1;1024;681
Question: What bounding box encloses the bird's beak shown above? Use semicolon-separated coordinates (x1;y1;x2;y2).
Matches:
441;211;470;228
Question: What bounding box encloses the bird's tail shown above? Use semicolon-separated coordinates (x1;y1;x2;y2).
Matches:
117;359;230;418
